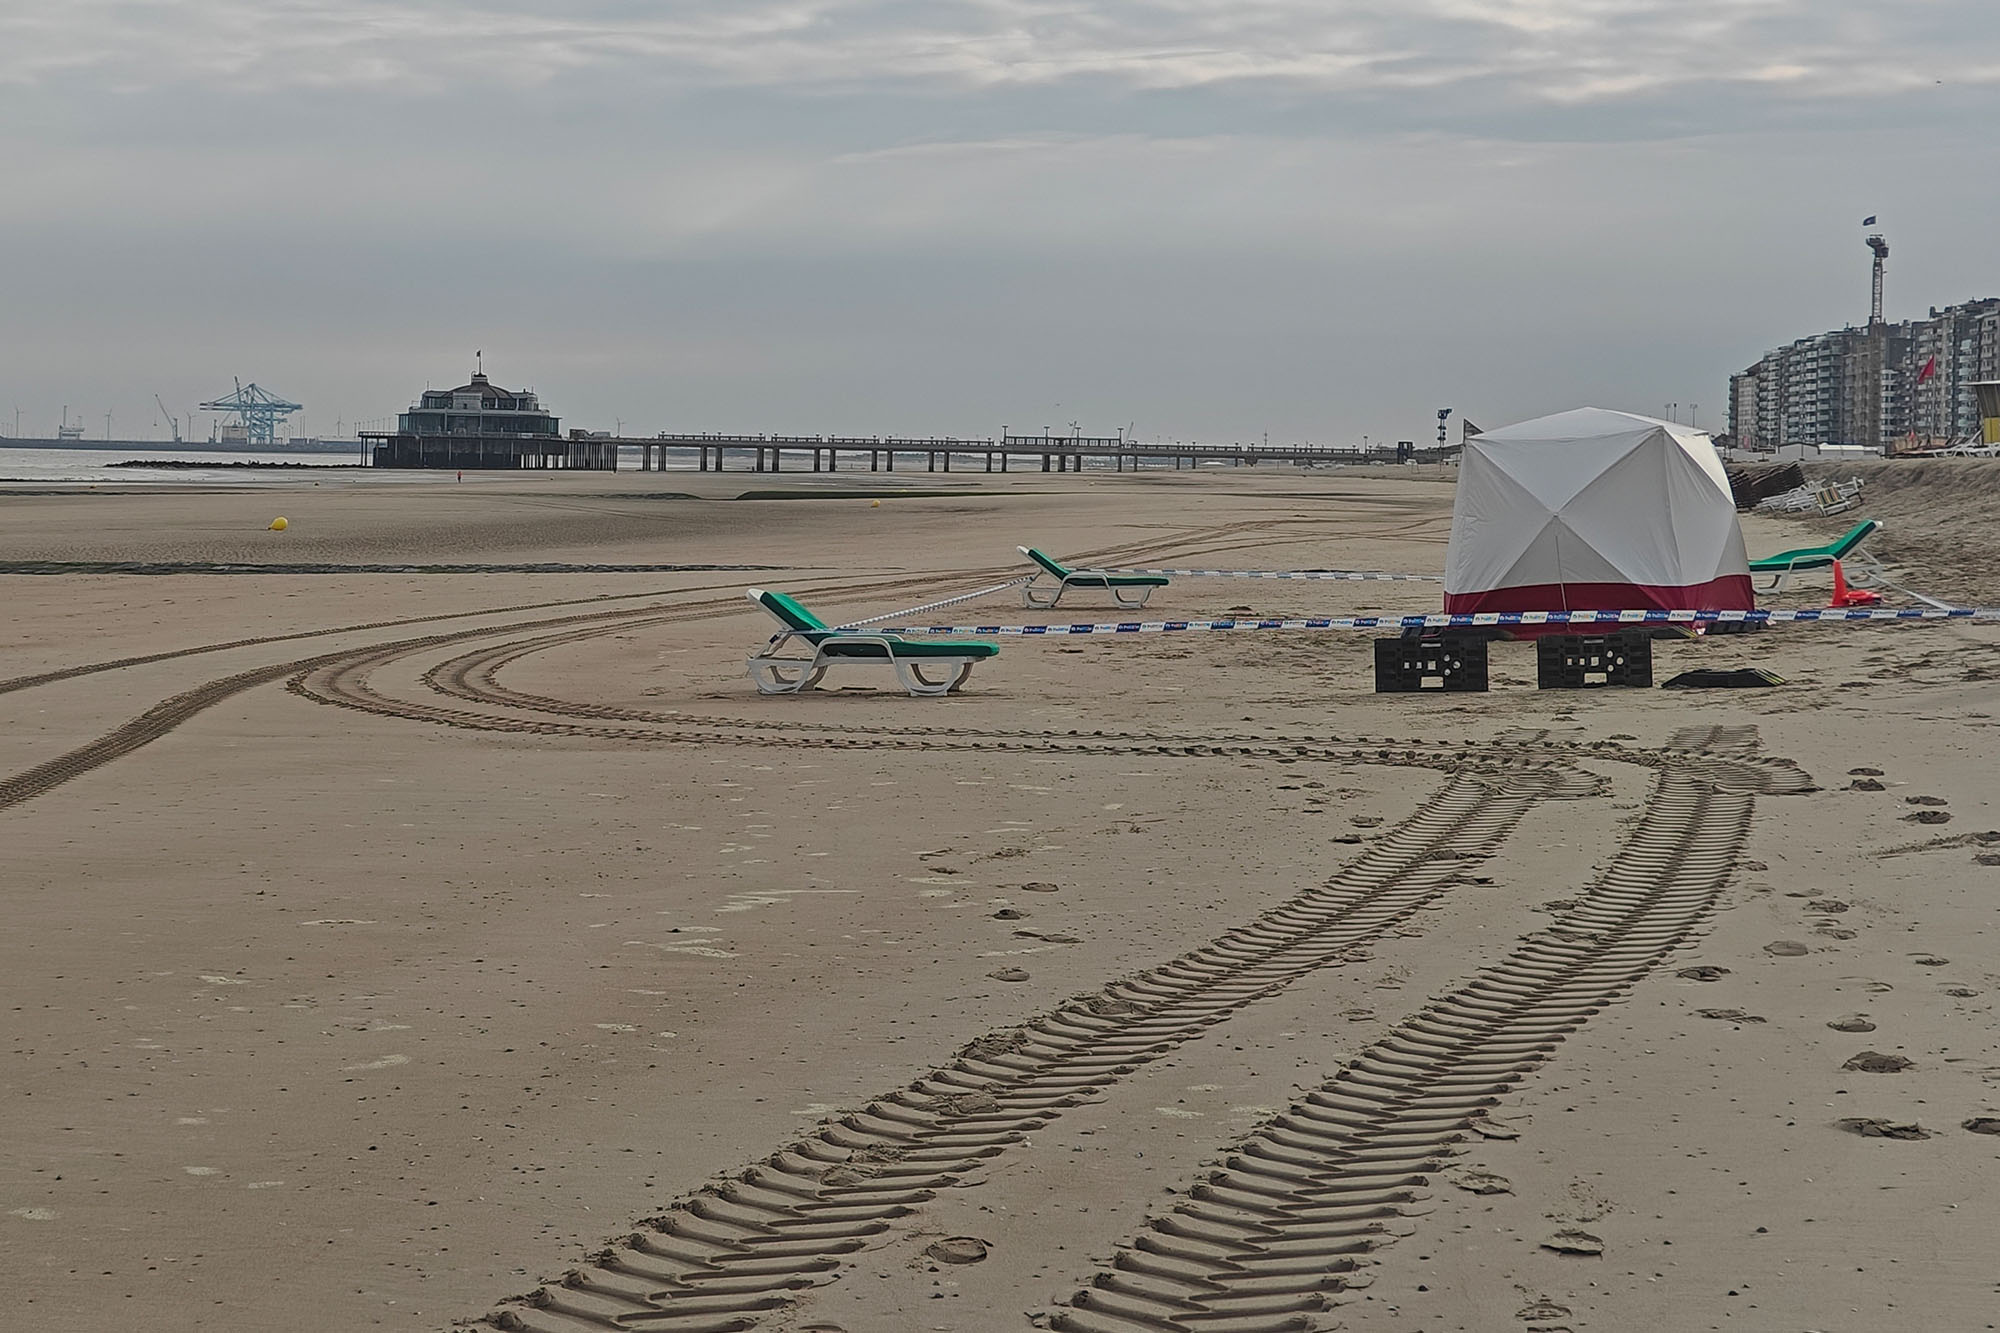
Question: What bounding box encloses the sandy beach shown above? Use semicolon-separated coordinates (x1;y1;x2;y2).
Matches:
5;461;2000;1333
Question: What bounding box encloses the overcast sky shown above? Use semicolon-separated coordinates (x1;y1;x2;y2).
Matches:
3;1;1997;446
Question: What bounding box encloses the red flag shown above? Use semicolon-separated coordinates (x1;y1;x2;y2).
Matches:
1917;355;1938;385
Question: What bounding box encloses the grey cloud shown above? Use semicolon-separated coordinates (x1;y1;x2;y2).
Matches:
4;1;1997;116
1;2;1995;449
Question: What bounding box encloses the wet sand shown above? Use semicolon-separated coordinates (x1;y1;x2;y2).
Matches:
4;462;1999;1332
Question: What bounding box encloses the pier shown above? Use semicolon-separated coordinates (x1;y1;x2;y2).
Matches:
361;431;619;470
629;433;1444;473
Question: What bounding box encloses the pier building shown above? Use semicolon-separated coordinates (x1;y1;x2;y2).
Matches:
364;371;616;469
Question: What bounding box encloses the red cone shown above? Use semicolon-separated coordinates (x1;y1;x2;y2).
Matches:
1829;559;1881;608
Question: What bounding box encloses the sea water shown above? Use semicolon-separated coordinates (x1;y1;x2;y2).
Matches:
0;446;368;484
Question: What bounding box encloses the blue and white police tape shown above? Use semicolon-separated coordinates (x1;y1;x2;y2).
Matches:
874;606;2000;636
1090;567;1444;583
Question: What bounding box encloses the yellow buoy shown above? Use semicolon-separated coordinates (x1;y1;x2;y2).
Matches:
870;500;881;508
268;517;289;531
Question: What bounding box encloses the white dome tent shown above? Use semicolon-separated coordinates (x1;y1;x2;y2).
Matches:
1444;408;1753;624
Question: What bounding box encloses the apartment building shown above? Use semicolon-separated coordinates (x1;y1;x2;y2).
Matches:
1728;297;2000;452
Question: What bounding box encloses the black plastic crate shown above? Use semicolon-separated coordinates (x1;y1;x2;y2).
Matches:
1374;635;1489;693
1535;632;1653;689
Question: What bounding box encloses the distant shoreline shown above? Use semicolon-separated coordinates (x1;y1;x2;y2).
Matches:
105;459;361;469
1;439;359;454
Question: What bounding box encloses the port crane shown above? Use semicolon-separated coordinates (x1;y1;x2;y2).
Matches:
154;394;183;444
199;378;302;446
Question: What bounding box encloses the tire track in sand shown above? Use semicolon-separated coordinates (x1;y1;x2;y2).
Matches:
1046;745;1784;1332
0;517;1319;807
0;569;1019;814
476;767;1584;1333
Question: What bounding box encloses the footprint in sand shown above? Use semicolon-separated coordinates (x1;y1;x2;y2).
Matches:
1517;1298;1572;1321
1764;941;1810;957
1828;1015;1877;1033
1677;966;1730;981
988;967;1030;982
1838;1118;1929;1139
1843;1051;1915;1074
1697;1008;1766;1024
1470;1114;1525;1141
924;1236;989;1265
1451;1169;1512;1195
341;1053;410;1072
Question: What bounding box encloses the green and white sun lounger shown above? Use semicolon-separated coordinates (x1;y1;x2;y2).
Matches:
745;588;1000;696
1019;546;1170;609
1749;518;1885;592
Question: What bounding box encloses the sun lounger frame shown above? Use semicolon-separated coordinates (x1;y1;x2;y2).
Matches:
745;588;997;697
1019;546;1168;609
1749;519;1885;593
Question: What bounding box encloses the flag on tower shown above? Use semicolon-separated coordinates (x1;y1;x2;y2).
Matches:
1917;355;1938;385
1863;215;1878;226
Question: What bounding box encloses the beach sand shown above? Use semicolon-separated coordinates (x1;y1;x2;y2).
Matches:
4;461;1999;1332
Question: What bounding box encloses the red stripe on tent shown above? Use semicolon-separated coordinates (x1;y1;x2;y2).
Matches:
1444;574;1755;636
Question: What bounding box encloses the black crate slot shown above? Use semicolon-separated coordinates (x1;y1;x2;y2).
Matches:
1535;632;1653;689
1374;635;1490;693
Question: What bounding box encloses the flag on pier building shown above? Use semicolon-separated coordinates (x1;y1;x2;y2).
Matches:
1918;355;1938;385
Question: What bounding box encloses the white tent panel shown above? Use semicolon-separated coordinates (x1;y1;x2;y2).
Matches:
1444;407;1752;615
